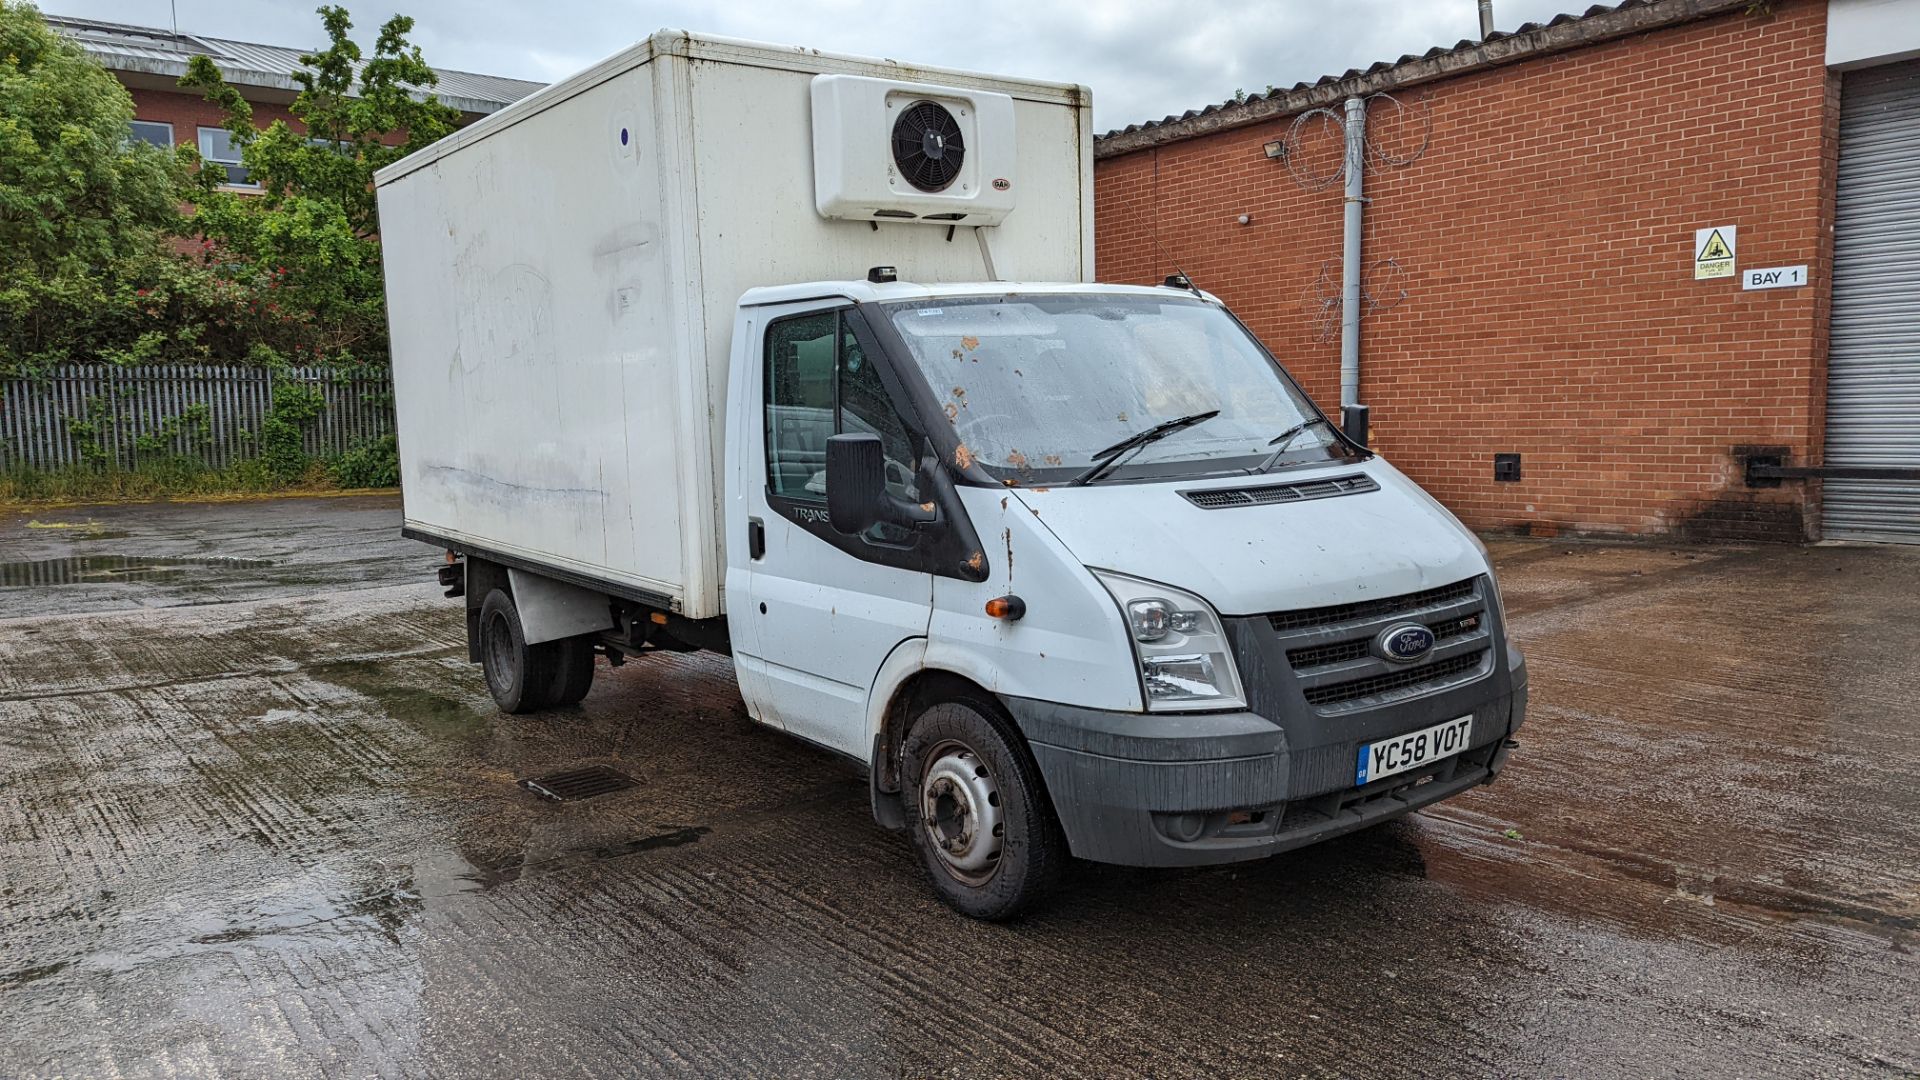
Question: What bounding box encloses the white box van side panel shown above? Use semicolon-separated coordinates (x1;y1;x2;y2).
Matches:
379;34;1092;622
382;64;703;609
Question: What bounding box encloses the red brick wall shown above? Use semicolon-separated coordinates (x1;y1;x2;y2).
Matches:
129;87;308;149
126;86;426;153
1095;1;1836;541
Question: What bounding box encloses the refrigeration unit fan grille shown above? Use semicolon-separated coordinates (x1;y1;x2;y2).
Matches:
892;100;966;192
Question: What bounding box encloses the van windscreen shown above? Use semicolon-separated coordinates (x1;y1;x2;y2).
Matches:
882;294;1344;486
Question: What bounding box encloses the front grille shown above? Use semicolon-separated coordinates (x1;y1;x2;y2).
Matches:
1287;639;1370;668
1302;649;1487;706
1265;576;1492;711
1269;578;1475;633
1285;612;1484;669
1182;473;1378;510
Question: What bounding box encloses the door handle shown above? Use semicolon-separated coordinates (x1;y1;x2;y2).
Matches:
747;517;765;560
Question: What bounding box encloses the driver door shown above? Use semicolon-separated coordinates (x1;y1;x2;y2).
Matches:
733;302;932;759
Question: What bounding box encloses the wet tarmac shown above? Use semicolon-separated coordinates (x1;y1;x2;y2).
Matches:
2;495;1917;1078
0;496;420;616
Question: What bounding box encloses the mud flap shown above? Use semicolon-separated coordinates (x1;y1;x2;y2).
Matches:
462;558;510;662
505;567;618;645
870;734;906;830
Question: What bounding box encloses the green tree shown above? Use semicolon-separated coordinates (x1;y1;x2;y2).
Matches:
0;0;192;374
181;5;459;367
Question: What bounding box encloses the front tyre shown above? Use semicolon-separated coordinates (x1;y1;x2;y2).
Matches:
900;696;1064;920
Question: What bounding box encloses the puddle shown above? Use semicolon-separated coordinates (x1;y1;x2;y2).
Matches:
186;883;425;949
449;827;713;890
0;555;274;587
22;519;132;541
310;661;487;737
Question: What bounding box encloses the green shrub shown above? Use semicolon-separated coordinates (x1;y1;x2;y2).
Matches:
329;434;399;488
0;1;194;378
1;3;458;379
179;5;460;373
257;383;326;482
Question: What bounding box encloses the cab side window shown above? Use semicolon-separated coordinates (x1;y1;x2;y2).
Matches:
763;310;919;508
765;312;837;499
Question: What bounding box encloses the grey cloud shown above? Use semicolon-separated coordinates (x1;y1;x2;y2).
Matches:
44;0;1585;131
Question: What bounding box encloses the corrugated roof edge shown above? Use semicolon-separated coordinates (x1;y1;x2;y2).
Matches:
45;13;544;113
1094;0;1751;159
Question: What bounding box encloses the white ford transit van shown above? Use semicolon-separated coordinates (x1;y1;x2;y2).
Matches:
377;32;1526;918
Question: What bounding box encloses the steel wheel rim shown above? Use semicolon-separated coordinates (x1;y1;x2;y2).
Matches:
919;740;1003;886
483;610;516;692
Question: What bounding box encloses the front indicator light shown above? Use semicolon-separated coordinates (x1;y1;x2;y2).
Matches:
985;595;1026;620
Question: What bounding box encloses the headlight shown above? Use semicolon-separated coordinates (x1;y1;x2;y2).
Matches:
1093;570;1246;712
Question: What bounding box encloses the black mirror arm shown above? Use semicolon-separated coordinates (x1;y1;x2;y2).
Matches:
885;455;945;529
877;492;939;529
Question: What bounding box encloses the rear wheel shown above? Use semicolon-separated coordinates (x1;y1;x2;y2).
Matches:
478;588;559;714
900;695;1064;920
545;637;596;706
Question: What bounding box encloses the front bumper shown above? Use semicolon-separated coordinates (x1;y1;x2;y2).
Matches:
1002;648;1527;868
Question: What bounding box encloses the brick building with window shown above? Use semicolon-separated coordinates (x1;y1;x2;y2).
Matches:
1094;0;1920;544
48;15;543;188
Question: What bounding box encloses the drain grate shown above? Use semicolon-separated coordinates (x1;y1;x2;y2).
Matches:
519;765;638;802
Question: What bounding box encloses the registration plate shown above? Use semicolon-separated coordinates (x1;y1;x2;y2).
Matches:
1355;715;1472;785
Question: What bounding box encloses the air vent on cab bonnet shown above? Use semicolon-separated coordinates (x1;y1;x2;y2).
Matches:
1181;474;1379;509
811;74;1017;225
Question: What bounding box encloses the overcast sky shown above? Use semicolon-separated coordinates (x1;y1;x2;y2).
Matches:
43;0;1585;132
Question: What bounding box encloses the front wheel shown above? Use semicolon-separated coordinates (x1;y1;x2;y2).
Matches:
900;696;1065;920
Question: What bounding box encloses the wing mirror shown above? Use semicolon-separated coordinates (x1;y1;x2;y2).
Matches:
826;434;938;535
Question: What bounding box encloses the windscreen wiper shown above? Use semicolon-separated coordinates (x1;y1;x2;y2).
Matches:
1257;416;1333;473
1070;410;1220;487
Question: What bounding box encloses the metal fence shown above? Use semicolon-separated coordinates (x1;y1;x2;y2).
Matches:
0;364;394;472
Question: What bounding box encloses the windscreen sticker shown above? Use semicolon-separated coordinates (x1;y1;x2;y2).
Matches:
918;308;944;316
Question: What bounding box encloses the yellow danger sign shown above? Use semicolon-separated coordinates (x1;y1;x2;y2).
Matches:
1695;225;1737;280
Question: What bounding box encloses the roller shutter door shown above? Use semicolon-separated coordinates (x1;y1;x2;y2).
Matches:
1824;61;1920;542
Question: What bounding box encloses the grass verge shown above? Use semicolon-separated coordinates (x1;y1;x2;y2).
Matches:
1;438;400;511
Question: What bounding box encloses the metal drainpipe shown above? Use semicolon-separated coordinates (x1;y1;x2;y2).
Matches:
1339;95;1366;409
